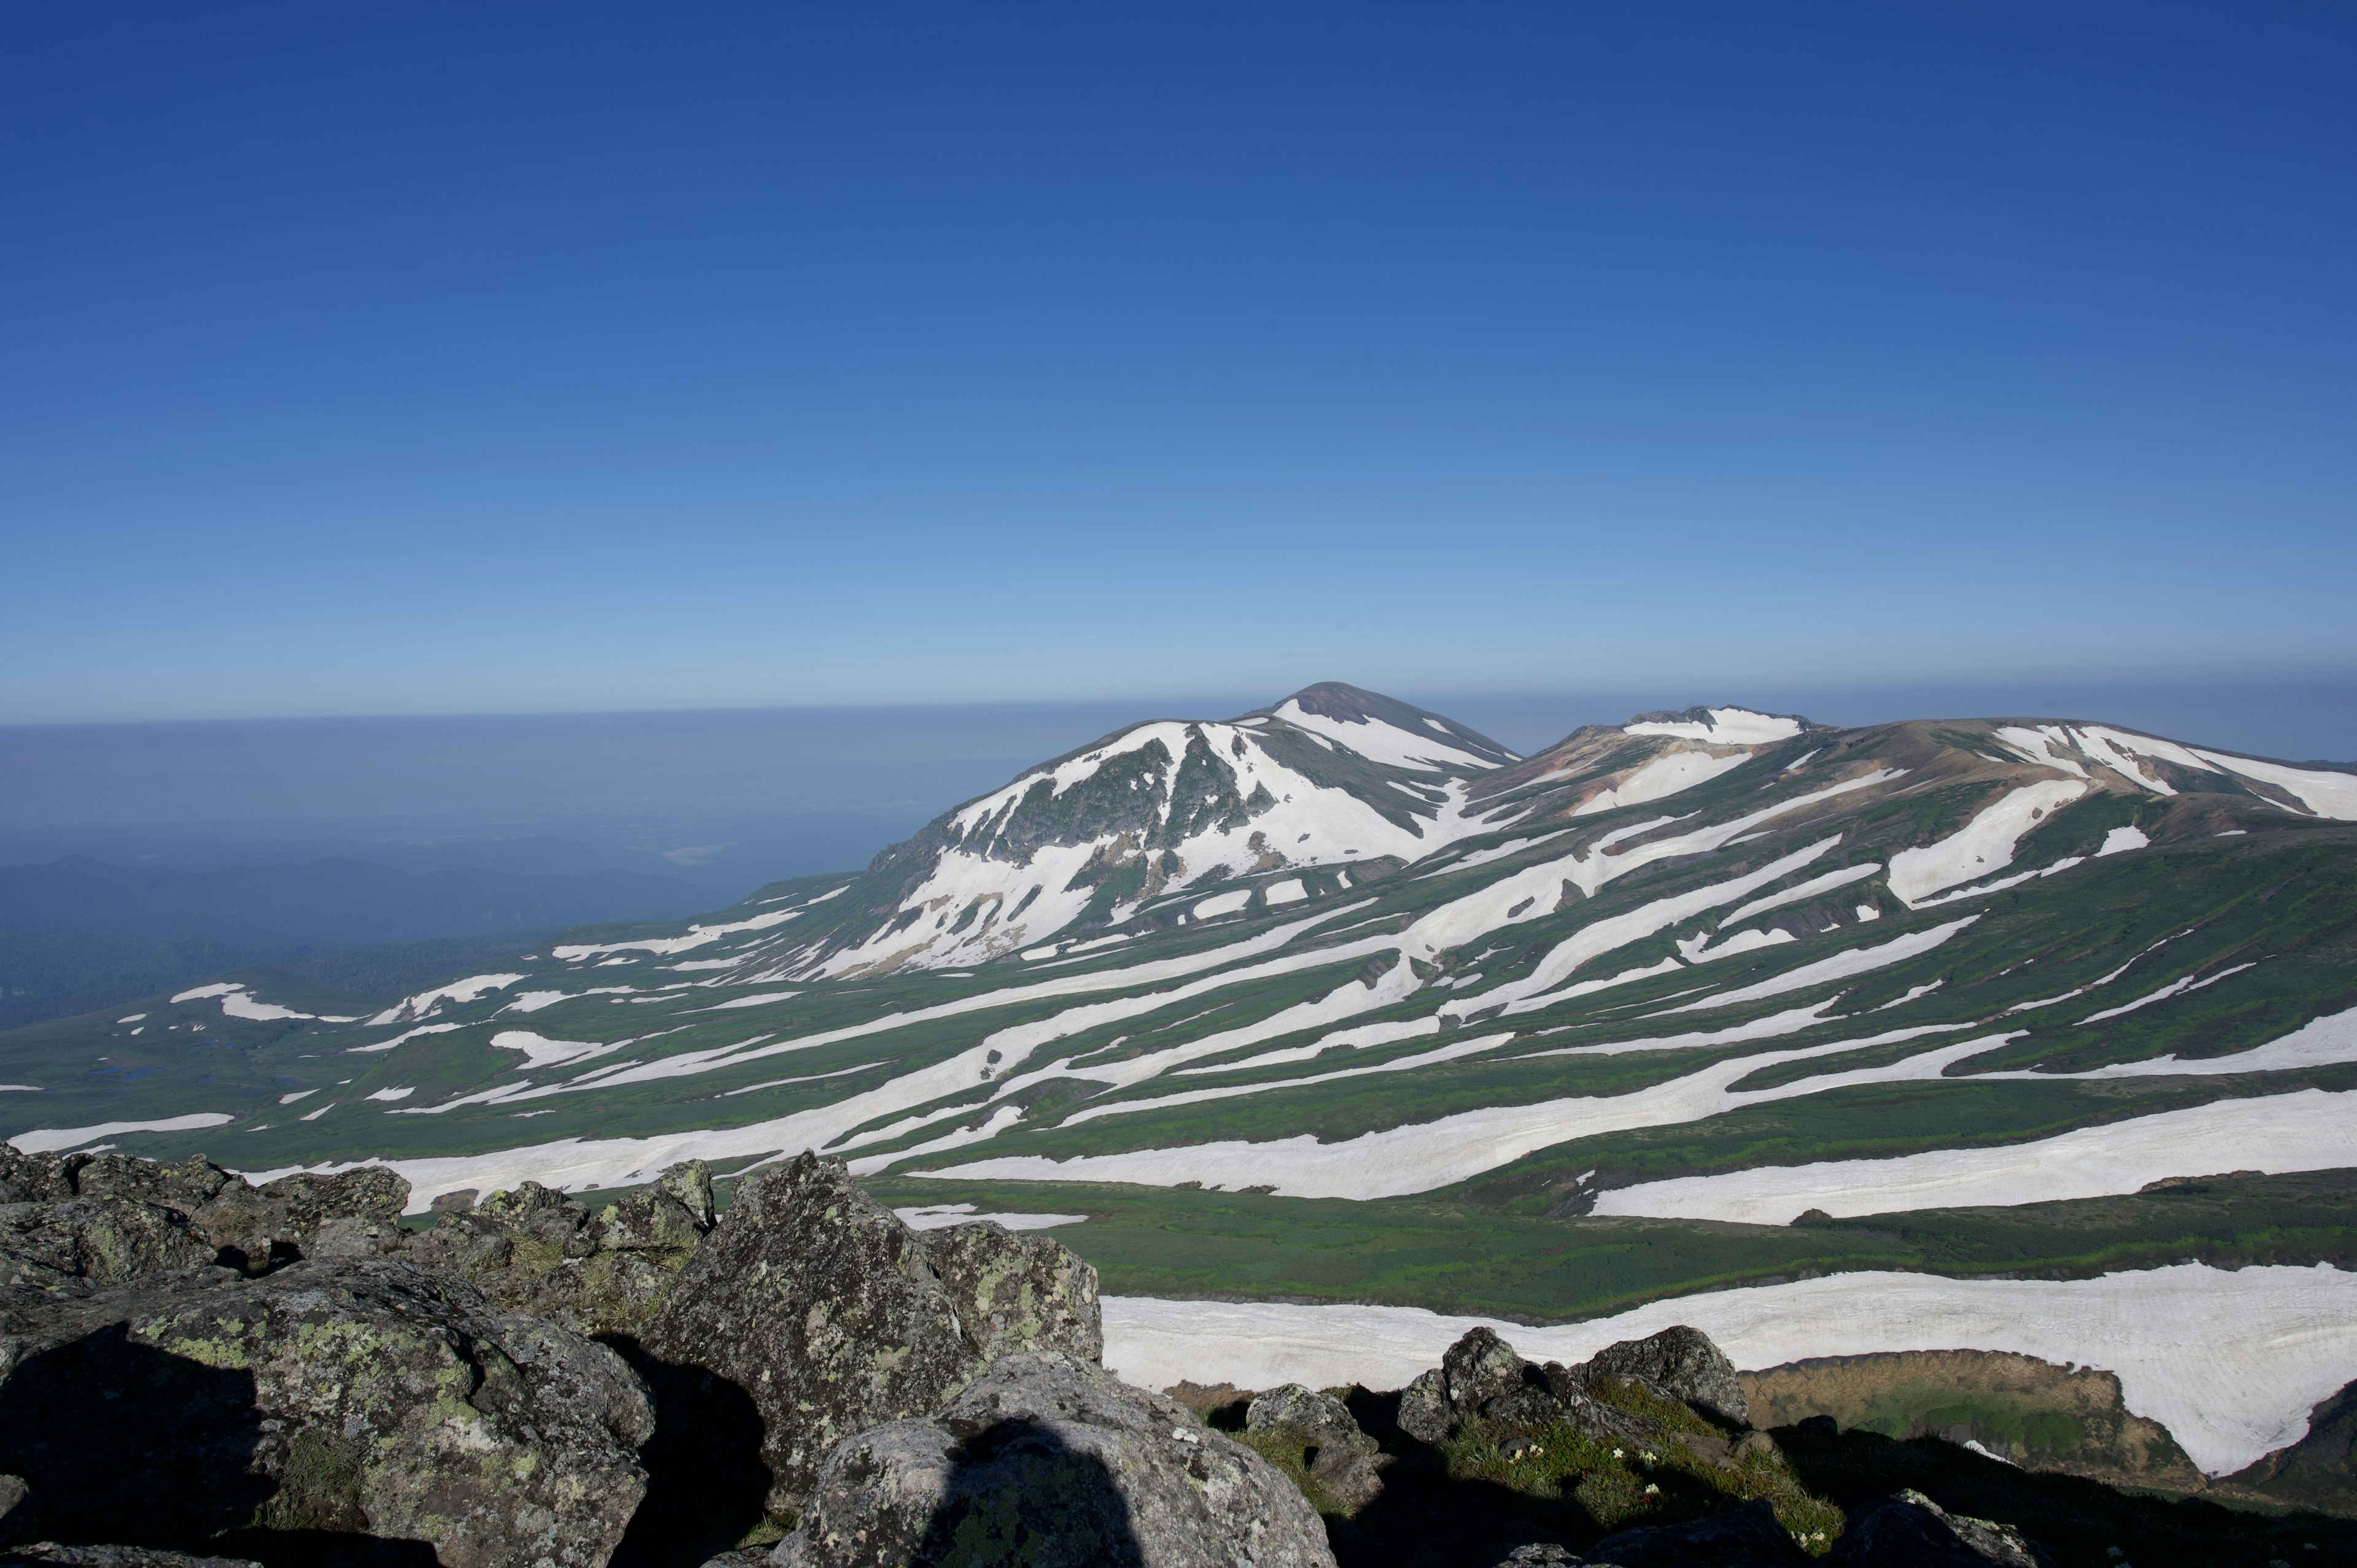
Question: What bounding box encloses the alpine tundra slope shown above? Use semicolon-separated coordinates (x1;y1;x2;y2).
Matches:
9;681;2357;1481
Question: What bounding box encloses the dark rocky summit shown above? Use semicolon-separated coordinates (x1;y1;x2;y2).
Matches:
775;1351;1336;1568
642;1153;1099;1518
6;1145;2354;1568
0;1257;653;1567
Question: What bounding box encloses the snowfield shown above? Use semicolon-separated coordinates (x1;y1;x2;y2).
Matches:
1101;1261;2357;1475
1591;1087;2357;1224
1886;780;2088;906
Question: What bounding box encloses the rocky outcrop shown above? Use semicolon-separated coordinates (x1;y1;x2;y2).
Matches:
1585;1325;1748;1427
641;1153;1101;1518
0;1257;653;1568
1395;1327;1681;1446
1829;1489;2048;1566
921;1219;1101;1364
0;1194;219;1293
1589;1499;1811;1566
774;1351;1337;1568
398;1164;715;1337
191;1167;410;1272
1245;1383;1385;1511
0;1148;412;1292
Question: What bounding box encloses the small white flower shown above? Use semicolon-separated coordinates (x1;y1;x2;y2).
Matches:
1644;1483;1660;1496
1611;1448;1625;1459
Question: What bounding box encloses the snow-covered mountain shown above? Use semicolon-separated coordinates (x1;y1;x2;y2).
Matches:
696;683;1529;979
12;683;2357;1480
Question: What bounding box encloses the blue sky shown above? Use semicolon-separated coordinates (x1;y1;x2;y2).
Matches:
4;2;2351;724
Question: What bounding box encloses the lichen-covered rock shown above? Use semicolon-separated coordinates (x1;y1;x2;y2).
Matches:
1245;1384;1384;1511
0;1474;28;1543
920;1221;1100;1364
1395;1329;1657;1446
1445;1327;1531;1412
0;1258;652;1568
644;1154;988;1516
0;1149;411;1286
1828;1490;2048;1567
1589;1499;1811;1567
0;1195;220;1294
774;1351;1337;1568
1397;1367;1454;1444
1585;1325;1749;1427
190;1167;410;1272
396;1165;714;1338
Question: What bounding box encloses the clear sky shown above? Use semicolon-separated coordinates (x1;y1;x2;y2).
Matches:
4;2;2351;724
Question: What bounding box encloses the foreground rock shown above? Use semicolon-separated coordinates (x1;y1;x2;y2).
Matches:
1828;1491;2048;1566
401;1162;714;1337
1396;1326;1681;1446
1587;1324;1748;1427
643;1153;1099;1518
0;1257;653;1568
0;1148;410;1292
1245;1383;1386;1511
776;1351;1336;1568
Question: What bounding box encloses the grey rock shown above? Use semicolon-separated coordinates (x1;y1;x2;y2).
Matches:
0;1475;27;1544
774;1350;1337;1568
1479;1545;1609;1568
0;1149;413;1286
1396;1329;1662;1446
0;1195;221;1294
0;1257;652;1568
397;1162;714;1338
643;1153;990;1516
1445;1327;1532;1413
1397;1367;1454;1444
1584;1324;1748;1426
921;1221;1101;1364
1829;1490;2049;1567
187;1165;411;1273
1245;1384;1385;1511
0;1548;263;1567
1590;1499;1812;1567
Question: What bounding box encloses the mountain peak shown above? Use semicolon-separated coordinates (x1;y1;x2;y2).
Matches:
1254;682;1519;767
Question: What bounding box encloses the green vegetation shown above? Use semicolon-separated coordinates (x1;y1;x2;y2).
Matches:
867;1168;2357;1323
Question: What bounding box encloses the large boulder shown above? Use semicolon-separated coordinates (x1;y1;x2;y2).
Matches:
0;1257;653;1568
921;1221;1101;1364
1245;1383;1385;1512
0;1149;413;1290
0;1195;220;1294
1585;1326;1749;1427
641;1154;1099;1518
774;1351;1337;1568
1827;1491;2048;1567
1589;1499;1811;1567
397;1165;716;1338
190;1167;411;1272
1395;1328;1660;1446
